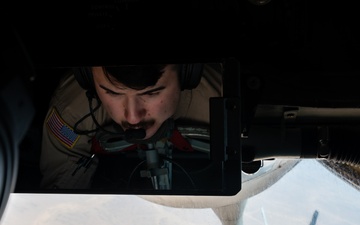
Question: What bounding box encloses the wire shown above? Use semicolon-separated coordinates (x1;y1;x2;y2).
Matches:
73;95;101;135
74;91;121;135
126;157;198;190
126;159;147;188
162;157;197;190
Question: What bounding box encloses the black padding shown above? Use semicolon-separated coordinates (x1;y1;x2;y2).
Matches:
73;67;96;98
179;63;204;90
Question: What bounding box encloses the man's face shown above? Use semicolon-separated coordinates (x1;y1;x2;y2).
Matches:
92;65;181;139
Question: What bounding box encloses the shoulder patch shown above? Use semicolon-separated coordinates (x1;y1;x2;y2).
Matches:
46;108;80;149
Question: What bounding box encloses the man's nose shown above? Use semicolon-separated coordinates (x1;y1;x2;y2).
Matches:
124;97;146;125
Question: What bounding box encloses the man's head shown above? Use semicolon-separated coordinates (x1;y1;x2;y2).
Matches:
92;64;181;139
74;63;204;139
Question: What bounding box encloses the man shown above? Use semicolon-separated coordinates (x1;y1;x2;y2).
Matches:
39;63;223;189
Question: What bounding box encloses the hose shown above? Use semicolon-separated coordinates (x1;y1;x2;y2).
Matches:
242;125;360;167
326;127;360;167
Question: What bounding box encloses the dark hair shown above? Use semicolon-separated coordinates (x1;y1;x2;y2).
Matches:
102;64;179;90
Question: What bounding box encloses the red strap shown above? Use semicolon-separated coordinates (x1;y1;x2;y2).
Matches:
169;128;194;152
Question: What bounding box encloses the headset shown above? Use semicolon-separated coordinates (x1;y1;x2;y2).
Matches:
73;64;204;98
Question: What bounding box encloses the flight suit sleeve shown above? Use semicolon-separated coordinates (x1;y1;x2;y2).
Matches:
39;74;100;189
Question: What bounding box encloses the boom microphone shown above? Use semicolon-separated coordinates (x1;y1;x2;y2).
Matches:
124;128;146;142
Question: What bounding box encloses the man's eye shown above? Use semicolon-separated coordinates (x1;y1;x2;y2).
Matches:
105;90;120;96
147;92;160;96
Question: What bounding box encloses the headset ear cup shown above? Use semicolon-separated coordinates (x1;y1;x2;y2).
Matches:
180;64;204;90
73;67;96;98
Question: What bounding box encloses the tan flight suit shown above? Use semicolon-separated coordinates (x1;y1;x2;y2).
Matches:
39;64;223;189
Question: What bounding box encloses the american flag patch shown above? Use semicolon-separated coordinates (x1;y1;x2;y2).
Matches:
46;108;80;149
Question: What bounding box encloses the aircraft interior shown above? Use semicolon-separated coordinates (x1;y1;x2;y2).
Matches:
2;0;360;224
